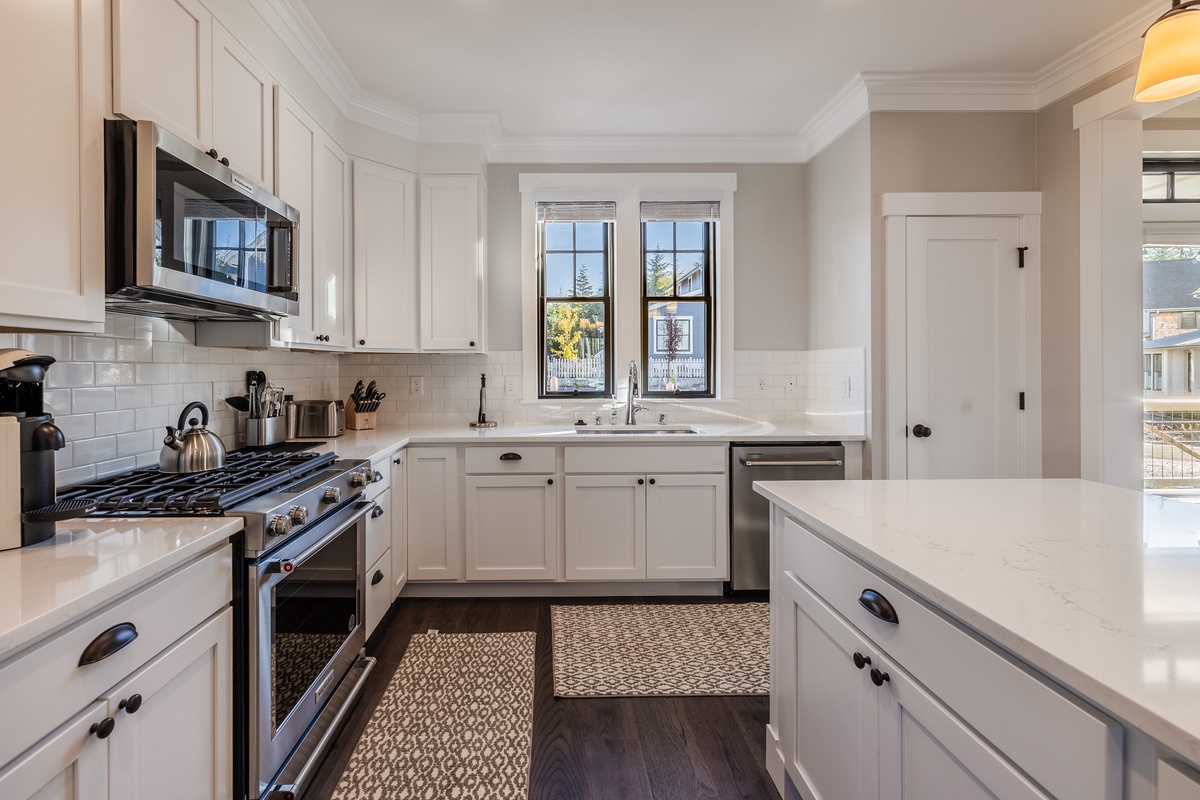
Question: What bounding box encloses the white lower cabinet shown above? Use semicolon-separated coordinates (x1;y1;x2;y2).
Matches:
406;447;462;580
391;450;408;598
564;475;646;580
465;475;558;580
0;701;109;800
1160;760;1200;800
365;551;392;639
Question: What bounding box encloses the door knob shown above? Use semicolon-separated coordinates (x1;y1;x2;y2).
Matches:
912;424;932;438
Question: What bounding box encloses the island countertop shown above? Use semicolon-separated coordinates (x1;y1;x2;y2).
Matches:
753;478;1200;765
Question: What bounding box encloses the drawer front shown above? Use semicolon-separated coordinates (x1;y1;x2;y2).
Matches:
0;544;232;768
465;446;556;474
365;550;392;639
564;445;726;474
1160;759;1200;800
364;453;394;500
783;518;1121;800
366;487;392;570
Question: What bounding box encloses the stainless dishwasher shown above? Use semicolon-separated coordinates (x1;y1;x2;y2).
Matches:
729;443;845;591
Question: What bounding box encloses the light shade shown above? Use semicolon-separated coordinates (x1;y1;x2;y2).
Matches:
1136;4;1200;103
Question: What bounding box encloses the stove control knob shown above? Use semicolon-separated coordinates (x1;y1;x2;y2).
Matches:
322;487;341;504
267;515;291;537
350;470;367;488
289;506;309;526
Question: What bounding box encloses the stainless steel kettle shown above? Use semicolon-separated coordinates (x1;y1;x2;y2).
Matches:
160;401;227;473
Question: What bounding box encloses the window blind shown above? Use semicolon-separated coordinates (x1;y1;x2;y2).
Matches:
536;201;617;223
640;201;720;222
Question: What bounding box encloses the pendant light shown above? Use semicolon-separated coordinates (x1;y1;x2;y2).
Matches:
1136;0;1200;103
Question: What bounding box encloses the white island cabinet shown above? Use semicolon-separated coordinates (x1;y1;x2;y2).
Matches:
757;478;1200;800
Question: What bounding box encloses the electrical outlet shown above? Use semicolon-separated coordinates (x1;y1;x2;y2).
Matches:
504;376;519;398
757;377;768;393
785;376;797;395
410;376;424;397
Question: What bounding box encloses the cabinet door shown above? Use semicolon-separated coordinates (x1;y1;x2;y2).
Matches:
211;23;274;188
407;448;461;580
105;608;232;800
274;87;318;347
313;134;352;348
565;475;645;580
1160;760;1200;800
112;0;211;149
645;474;728;579
420;175;481;351
465;476;558;580
391;451;408;598
354;160;418;350
365;550;392;640
0;0;104;331
779;568;879;800
0;701;109;800
366;487;392;570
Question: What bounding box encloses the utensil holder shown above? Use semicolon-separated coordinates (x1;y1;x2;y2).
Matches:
245;416;287;447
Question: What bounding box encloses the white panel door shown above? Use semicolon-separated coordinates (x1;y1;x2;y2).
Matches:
420;175;481;351
313;135;351;348
365;550;392;640
905;216;1026;479
211;23;274;188
0;0;104;330
0;701;109;800
645;474;728;579
353;161;418;350
564;475;645;580
406;448;461;581
391;451;408;598
105;608;232;800
274;88;318;347
113;0;211;149
465;476;558;580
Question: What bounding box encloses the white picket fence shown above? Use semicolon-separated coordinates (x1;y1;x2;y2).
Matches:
648;357;705;380
546;355;705;381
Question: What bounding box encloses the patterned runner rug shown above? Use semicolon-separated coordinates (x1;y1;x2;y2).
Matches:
331;631;536;800
551;602;769;697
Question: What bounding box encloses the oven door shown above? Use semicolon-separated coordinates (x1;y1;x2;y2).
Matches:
248;498;373;798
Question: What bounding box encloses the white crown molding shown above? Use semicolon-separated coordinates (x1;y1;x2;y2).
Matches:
1033;2;1160;106
247;0;358;110
347;92;421;140
486;135;805;164
797;77;870;162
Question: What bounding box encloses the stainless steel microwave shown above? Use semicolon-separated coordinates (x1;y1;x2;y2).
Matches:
104;119;300;321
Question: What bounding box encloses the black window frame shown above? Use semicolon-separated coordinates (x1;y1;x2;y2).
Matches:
1144;159;1200;203
537;213;614;400
640;217;716;399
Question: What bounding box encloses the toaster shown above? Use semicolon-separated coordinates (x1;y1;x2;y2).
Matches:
293;400;345;438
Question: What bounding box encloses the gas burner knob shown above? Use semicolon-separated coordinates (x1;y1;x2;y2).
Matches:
288;506;309;526
322;487;341;504
267;515;291;537
350;470;368;488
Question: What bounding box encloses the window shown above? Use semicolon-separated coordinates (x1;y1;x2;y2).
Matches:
1183;310;1198;329
1146;353;1164;391
537;202;614;398
641;202;717;397
1143;160;1200;202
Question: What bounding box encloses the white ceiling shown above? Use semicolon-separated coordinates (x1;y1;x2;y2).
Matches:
296;0;1157;140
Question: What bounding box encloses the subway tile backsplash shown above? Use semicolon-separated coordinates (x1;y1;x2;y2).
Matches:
10;313;863;489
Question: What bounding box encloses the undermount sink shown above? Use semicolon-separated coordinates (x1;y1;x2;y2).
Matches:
574;425;699;435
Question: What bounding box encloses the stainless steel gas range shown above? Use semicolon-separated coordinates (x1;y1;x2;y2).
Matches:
58;448;382;800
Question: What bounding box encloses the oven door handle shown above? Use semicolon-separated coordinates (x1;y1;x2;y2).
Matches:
262;500;375;580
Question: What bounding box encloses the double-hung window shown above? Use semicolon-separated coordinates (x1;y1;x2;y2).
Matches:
537;202;614;398
641;202;717;397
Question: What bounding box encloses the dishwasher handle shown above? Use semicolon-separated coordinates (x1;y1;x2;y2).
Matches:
739;458;844;467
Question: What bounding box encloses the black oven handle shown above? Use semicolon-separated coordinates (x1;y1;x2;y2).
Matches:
261;500;375;582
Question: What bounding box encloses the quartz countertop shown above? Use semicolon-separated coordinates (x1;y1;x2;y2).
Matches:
302;419;863;463
0;517;242;660
753;478;1200;765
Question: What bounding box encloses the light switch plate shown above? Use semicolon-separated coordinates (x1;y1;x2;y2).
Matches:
410;376;424;397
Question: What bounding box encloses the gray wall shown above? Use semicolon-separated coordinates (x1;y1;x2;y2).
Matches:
485;163;807;352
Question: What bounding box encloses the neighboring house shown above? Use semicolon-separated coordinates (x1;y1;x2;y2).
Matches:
1143;258;1200;340
1143;331;1200;404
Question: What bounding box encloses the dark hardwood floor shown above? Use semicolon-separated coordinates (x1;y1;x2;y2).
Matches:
303;596;777;800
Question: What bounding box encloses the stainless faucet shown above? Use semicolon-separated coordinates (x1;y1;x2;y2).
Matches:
625;361;648;425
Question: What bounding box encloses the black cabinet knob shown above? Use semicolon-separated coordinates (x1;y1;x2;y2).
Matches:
912;424;932;438
206;148;219;160
90;717;116;739
371;569;384;586
469;341;475;347
119;693;143;714
648;478;656;485
547;478;553;485
220;157;230;166
870;667;891;687
852;652;871;670
394;457;402;465
637;478;644;485
359;339;366;346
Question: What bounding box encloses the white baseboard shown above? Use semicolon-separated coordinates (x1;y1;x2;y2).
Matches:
399;580;726;598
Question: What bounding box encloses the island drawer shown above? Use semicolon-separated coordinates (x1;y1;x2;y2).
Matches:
0;544;232;769
782;517;1121;800
564;445;725;474
465;446;556;474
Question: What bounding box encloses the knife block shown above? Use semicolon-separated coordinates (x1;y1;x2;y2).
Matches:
346;397;376;430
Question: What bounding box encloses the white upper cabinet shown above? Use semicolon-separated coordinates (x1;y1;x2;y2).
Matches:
0;0;105;331
420;174;485;352
113;1;275;187
353;160;417;351
314;134;352;348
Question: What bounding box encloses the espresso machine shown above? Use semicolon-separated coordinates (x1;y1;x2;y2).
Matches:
0;349;66;550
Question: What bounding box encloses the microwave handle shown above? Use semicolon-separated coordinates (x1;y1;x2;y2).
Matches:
267;219;298;296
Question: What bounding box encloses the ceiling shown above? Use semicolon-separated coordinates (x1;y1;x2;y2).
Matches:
296;0;1158;140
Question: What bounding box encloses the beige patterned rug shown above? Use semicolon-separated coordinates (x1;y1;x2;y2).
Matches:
551;602;770;697
330;631;536;800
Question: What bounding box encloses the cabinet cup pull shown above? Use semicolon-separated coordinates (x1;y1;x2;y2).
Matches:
870;667;891;687
499;452;522;461
858;589;899;624
79;622;138;666
119;693;143;714
371;505;384;519
90;717;116;739
371;569;384;586
852;652;871;670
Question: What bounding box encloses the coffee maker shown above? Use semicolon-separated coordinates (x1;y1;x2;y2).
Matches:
0;349;66;550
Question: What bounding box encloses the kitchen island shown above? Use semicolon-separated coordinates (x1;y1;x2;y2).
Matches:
755;478;1200;800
